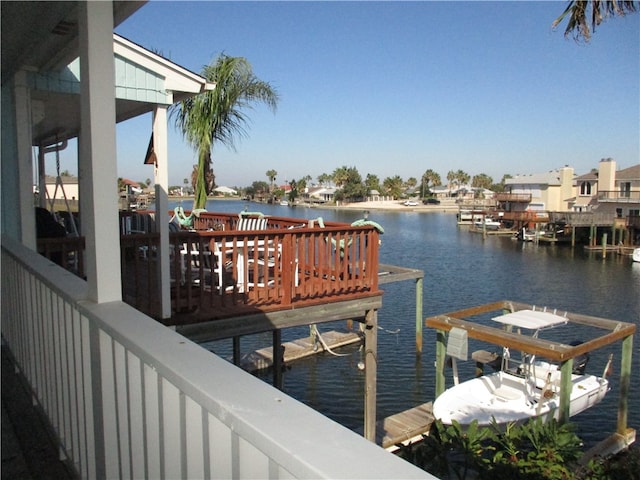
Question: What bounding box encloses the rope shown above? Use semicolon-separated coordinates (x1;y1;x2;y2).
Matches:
310;325;352;357
351;218;385;234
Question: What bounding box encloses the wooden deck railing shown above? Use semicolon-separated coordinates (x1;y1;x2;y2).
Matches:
101;211;383;324
495;193;532;203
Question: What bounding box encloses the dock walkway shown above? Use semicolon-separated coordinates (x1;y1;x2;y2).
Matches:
377;402;435;450
240;330;363;372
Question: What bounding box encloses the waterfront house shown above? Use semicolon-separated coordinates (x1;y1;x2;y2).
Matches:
501;166;575;213
574;159;640;216
1;2;429;478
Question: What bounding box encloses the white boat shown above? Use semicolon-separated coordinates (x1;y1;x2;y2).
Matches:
516;227;545;242
433;309;610;427
633;248;640;263
473;217;502;230
279;200;289;206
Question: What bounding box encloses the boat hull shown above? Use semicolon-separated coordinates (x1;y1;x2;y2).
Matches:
433;369;609;427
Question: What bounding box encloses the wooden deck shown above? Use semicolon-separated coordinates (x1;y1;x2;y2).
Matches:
239;329;363;372
118;211;384;325
377;402;435;450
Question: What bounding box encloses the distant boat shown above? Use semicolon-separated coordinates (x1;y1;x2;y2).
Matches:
473;217;501;230
633;248;640;263
279;200;289;206
432;309;610;427
516;227;542;242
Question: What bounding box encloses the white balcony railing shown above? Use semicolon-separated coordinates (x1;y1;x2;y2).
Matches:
1;235;432;479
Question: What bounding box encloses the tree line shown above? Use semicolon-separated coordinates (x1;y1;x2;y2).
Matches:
236;166;513;203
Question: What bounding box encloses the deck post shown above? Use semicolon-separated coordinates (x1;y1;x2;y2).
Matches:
617;334;633;434
363;309;378;442
415;277;423;355
559;358;574;423
602;233;608;259
273;329;283;390
232;336;241;366
435;330;447;397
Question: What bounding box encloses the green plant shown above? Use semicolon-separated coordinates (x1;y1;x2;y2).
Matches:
404;418;587;480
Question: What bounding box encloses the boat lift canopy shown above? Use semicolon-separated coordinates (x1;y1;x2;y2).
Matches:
493;309;568;331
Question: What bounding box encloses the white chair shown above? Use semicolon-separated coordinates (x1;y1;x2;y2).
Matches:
237;212;268;231
179;236;212;287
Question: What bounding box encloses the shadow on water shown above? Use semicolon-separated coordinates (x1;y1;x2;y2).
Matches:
193;201;639;448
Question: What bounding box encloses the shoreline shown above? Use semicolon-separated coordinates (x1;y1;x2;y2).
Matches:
168;196;460;214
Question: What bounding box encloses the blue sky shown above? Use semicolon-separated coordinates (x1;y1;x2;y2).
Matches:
98;1;638;188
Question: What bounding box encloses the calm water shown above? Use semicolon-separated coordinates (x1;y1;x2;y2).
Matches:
171;199;640;447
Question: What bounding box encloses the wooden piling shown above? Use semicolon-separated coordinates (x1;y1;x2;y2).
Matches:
363;309;378;442
618;334;633;435
416;277;423;355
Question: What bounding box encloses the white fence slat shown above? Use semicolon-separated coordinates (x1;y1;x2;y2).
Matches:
209;412;233;480
161;378;182;479
127;351;146;480
100;330;120;479
184;396;205;479
239;436;270;479
143;364;161;479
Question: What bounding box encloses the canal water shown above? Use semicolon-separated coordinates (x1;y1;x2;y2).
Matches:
172;199;640;448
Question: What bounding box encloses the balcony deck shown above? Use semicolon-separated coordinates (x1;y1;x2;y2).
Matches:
39;211;386;329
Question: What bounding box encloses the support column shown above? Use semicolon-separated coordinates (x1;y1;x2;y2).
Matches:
13;70;37;249
415;277;423;355
153;106;171;318
558;358;574;424
78;1;121;303
363;309;378;442
617;335;633;434
435;330;447;397
273;329;283;390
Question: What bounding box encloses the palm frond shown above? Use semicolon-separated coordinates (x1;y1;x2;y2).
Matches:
552;0;638;42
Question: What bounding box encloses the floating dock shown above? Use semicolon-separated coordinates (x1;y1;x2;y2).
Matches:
240;330;363;372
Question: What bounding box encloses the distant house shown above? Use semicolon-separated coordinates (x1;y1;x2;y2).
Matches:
503;166;575;212
574;159;640;218
307;186;337;203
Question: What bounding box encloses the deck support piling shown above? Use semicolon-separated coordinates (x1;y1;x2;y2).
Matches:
559;358;574;423
618;334;633;434
363;309;378;442
273;329;283;390
435;330;447;397
233;336;240;366
415;277;423;355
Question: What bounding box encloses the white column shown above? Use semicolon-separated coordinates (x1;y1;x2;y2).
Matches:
153;105;171;318
13;70;37;249
78;1;121;303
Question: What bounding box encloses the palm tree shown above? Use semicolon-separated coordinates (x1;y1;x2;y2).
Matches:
172;54;279;209
552;0;637;42
421;169;441;197
266;169;278;192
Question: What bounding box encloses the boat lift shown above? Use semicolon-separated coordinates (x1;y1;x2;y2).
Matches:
426;300;636;460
